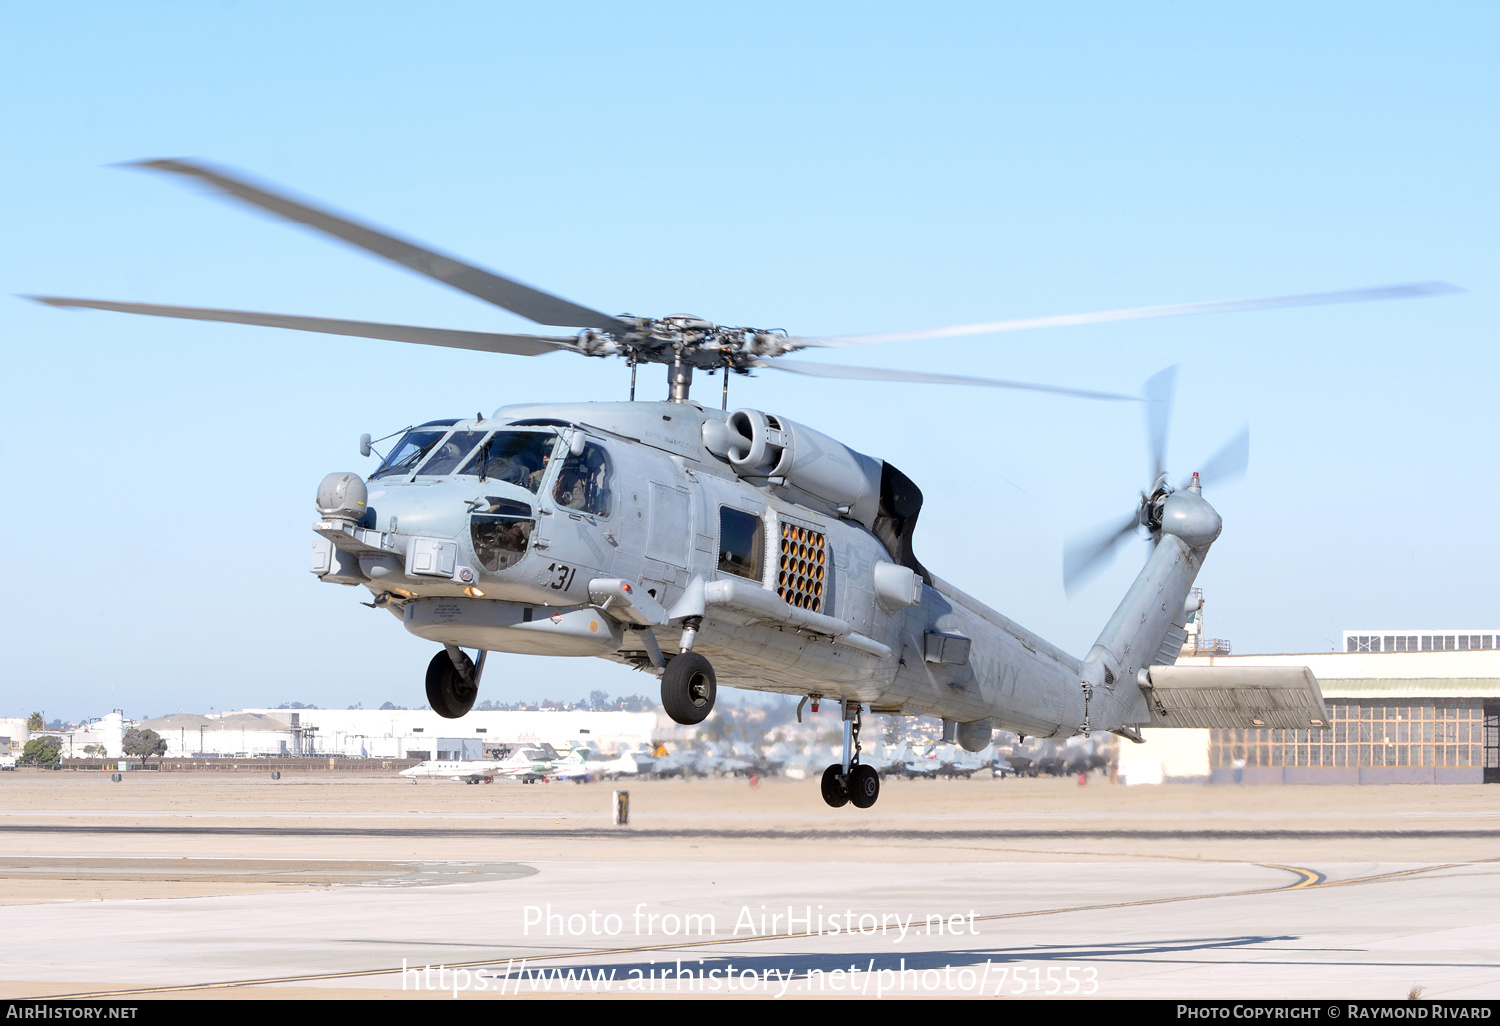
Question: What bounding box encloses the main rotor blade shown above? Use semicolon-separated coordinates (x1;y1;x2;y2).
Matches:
1064;512;1140;596
124;159;631;334
759;359;1141;402
28;297;578;356
1143;365;1177;486
1186;425;1249;489
784;281;1464;349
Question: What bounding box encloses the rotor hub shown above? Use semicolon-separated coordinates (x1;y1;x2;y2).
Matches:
1140;478;1173;534
576;316;793;372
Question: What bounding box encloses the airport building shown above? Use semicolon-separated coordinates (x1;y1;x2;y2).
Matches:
2;713;128;759
58;712;129;759
1163;628;1500;784
137;708;659;760
0;717;29;754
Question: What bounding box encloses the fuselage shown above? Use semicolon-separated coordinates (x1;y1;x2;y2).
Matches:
398;759;503;782
312;400;1151;740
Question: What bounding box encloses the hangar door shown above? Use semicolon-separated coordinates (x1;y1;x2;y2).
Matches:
1486;701;1499;784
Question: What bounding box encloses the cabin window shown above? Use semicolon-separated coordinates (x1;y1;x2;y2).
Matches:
718;507;764;581
553;442;614;517
459;432;558;493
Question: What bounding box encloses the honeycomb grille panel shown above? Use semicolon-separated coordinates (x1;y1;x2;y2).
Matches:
776;522;827;613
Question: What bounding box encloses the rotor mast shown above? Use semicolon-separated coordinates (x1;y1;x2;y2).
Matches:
598;314;793;404
668;347;693;403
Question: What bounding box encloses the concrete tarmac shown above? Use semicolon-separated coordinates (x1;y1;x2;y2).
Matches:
0;771;1497;1000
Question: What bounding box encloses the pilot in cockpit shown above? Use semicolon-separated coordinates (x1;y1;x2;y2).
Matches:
493;452;531;487
525;452;551;492
484;449;547;491
555;463;586;510
584;446;612;515
554;445;612;515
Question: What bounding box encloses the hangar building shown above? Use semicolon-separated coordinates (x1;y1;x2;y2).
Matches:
138;707;658;760
1168;627;1500;784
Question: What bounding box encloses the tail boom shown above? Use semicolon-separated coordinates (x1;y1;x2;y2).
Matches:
1085;484;1221;731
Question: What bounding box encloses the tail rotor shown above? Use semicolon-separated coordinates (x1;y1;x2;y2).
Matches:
1063;366;1248;596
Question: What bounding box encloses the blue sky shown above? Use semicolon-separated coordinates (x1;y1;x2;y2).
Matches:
2;3;1495;719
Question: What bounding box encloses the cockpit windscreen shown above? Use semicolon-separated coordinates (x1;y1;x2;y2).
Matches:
416;431;487;476
370;430;447;480
460;432;557;493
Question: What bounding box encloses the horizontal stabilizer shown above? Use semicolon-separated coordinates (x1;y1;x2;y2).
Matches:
1136;665;1329;730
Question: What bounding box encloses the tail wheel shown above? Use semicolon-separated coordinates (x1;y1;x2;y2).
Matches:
661;653;717;725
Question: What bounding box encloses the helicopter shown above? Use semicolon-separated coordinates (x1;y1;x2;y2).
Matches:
32;160;1458;811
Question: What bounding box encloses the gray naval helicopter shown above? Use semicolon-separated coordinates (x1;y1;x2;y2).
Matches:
34;161;1459;810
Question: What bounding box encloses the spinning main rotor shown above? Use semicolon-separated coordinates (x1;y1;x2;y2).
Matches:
30;158;1460;407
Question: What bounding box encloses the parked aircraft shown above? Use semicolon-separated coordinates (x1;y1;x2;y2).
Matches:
398;759;504;784
554;749;638;782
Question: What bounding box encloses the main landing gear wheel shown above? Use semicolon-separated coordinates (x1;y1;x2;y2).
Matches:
819;701;879;809
661;652;717;725
820;764;849;808
426;649;477;719
848;764;880;808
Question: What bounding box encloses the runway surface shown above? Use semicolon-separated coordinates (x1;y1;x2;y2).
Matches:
1;773;1496;1000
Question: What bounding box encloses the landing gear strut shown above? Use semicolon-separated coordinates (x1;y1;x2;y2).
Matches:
821;700;880;809
426;645;484;719
661;652;717;725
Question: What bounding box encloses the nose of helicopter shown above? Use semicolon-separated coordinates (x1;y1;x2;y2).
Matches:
315;472;368;521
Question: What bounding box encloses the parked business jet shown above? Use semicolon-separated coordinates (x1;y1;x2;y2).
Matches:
398;759;505;784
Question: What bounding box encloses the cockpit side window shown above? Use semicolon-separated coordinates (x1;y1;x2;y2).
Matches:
459;432;558;493
718;506;764;581
553;442;613;517
416;431;487;476
470;498;535;572
370;430;447;480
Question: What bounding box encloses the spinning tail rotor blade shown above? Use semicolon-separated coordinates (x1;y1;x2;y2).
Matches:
27;297;579;356
123;159;631;334
783;281;1463;350
1143;365;1177;486
1063;512;1141;596
1187;426;1249;489
760;359;1141;401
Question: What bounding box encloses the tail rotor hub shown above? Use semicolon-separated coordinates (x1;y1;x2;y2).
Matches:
1140;478;1173;534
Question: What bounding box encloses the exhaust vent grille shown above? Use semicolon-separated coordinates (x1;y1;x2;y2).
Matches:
776;522;827;613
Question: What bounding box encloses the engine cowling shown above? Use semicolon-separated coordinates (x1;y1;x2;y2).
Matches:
707;409;882;524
